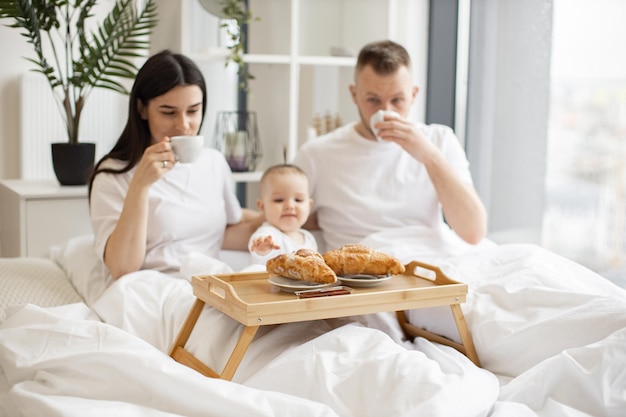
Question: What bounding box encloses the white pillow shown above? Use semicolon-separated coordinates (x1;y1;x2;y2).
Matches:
50;235;113;307
218;249;252;272
0;257;82;323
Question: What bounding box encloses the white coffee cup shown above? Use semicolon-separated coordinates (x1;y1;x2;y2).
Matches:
370;110;401;141
171;135;203;163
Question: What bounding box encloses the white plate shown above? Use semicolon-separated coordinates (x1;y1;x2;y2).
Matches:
268;276;335;293
338;274;393;288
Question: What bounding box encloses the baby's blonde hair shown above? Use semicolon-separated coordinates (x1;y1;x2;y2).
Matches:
259;164;308;196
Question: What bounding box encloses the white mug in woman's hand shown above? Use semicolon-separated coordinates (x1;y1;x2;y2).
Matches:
171;135;203;163
370;110;401;142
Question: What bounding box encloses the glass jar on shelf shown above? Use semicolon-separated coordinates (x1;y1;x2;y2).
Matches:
212;110;263;172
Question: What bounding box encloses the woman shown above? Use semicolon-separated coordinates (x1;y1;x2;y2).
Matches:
89;50;262;279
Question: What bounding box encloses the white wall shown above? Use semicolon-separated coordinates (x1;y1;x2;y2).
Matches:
151;0;240;149
0;24;32;179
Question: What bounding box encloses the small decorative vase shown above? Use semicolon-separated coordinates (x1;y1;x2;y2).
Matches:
51;142;96;186
212;111;262;172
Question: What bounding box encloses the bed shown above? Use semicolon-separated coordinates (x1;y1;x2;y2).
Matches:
1;228;625;417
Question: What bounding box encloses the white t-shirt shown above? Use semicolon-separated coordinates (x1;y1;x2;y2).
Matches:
293;122;473;250
90;148;242;274
248;222;318;265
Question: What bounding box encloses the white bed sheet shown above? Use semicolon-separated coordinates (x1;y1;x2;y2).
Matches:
0;304;337;417
1;228;625;416
363;226;626;416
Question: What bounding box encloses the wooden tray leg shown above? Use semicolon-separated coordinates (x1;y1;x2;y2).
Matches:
169;298;260;380
169;298;221;378
449;304;481;367
170;298;205;355
220;326;260;381
396;309;481;367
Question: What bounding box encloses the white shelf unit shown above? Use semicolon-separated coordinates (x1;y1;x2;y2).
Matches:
151;0;428;171
232;170;263;183
0;180;92;258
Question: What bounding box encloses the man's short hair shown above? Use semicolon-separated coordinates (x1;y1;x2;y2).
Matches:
355;40;411;75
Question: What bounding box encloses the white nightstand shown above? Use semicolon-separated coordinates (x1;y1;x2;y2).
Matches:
0;180;91;258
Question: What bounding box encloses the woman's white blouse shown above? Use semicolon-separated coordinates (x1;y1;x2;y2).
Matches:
90;148;242;274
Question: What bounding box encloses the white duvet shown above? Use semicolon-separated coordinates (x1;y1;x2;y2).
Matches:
1;228;626;416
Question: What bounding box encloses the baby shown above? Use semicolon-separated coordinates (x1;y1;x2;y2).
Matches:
248;164;317;265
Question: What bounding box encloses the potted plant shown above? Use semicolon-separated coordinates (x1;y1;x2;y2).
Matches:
0;0;158;185
198;0;258;91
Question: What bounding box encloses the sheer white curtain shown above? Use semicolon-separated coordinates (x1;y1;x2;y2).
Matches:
464;0;553;244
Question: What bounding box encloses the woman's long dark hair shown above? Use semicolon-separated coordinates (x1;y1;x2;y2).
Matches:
88;50;207;198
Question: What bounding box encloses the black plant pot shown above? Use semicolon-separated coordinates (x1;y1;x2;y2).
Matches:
51;142;96;186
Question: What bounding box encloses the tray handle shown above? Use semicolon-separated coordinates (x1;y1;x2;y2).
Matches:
195;275;244;305
404;260;455;286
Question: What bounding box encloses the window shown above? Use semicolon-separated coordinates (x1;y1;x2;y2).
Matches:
543;0;626;283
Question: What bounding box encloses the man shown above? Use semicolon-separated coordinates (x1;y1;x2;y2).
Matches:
293;40;487;251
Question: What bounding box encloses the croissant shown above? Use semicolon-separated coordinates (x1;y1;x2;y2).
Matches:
266;249;338;284
323;244;405;276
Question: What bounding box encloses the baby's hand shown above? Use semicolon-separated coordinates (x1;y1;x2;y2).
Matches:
251;235;281;255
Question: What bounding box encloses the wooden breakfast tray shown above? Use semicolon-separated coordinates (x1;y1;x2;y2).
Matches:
170;260;480;380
